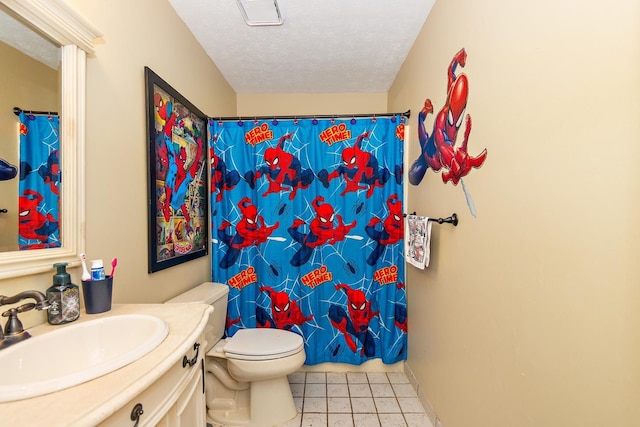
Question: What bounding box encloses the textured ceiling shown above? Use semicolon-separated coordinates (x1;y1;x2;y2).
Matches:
0;6;59;69
168;0;435;94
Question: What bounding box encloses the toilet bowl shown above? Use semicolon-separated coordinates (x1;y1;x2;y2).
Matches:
166;282;305;427
219;328;305;381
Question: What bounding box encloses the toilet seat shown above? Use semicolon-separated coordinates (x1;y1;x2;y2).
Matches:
224;328;304;361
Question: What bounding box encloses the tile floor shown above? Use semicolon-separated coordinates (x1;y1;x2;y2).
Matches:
276;371;434;427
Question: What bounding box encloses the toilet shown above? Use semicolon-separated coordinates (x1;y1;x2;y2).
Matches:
166;282;305;427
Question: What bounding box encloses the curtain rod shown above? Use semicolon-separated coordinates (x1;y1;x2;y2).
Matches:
211;109;411;122
13;107;58;116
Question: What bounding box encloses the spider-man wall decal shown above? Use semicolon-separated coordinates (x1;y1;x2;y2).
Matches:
408;48;487;216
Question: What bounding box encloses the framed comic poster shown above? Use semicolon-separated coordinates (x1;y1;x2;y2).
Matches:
144;66;208;273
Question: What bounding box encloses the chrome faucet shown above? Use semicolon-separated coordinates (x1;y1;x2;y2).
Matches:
0;291;50;349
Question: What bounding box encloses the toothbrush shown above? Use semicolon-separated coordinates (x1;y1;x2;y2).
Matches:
80;253;91;281
109;257;118;278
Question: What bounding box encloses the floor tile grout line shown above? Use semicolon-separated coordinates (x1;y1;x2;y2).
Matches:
289;371;427;427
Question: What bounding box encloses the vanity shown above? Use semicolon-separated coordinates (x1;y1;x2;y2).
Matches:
0;303;213;426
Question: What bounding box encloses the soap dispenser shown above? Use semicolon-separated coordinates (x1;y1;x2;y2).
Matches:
46;262;80;325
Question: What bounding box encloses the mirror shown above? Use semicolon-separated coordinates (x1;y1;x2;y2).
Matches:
0;0;100;279
0;5;60;252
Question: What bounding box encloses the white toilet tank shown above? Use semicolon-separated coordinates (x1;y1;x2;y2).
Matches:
165;282;229;352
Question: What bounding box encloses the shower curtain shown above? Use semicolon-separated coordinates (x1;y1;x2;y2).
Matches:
18;112;60;250
209;115;407;365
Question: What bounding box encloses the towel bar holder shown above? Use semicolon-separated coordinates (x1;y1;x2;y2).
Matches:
404;212;458;227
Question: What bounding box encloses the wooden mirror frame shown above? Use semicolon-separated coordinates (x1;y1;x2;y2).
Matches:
0;0;100;279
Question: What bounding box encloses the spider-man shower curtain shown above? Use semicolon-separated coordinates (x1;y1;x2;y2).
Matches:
209;116;407;365
18;112;60;250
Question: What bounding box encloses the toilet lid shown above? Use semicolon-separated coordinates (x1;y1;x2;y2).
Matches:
224;328;304;361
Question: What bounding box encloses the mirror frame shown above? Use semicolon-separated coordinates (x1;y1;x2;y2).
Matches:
0;0;100;279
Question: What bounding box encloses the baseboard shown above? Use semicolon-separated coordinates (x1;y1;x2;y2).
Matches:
403;363;438;426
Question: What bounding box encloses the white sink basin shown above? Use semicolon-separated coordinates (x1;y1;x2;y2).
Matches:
0;314;169;402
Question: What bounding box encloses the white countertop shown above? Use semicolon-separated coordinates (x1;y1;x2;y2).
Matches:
0;303;213;426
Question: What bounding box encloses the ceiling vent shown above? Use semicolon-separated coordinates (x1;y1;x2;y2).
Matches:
236;0;283;26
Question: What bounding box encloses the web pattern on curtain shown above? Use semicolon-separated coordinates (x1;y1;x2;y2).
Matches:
210;116;407;365
18;112;60;250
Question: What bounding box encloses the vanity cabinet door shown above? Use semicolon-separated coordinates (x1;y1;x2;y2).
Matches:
163;358;206;426
100;337;205;426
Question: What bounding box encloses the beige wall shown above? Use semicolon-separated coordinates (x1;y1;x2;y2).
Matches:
389;0;640;426
0;0;236;327
0;42;58;251
237;93;387;116
70;0;236;304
